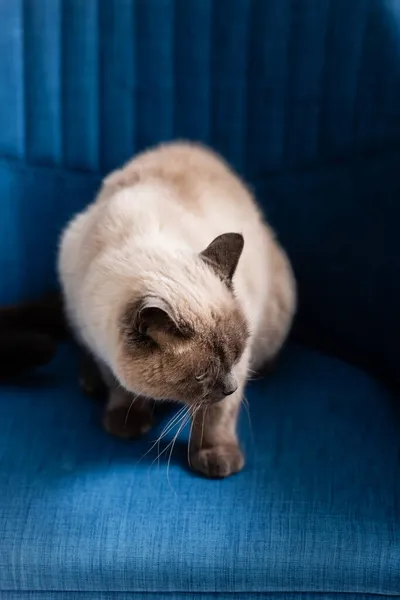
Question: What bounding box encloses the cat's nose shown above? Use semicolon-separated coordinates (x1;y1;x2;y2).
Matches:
221;374;238;397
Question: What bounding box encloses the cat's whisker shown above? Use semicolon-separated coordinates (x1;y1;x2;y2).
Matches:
241;394;255;452
247;367;258;375
124;389;145;426
153;408;191;468
151;407;191;464
138;405;187;463
156;405;190;460
156;405;187;441
166;410;193;494
157;409;189;478
200;405;207;449
155;407;187;448
187;402;203;468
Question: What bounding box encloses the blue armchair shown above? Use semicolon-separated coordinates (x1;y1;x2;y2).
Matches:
0;1;399;599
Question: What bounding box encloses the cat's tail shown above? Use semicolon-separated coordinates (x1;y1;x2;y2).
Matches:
0;291;68;339
0;331;57;377
0;291;69;378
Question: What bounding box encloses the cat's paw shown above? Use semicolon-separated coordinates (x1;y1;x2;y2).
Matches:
103;406;153;440
190;444;244;478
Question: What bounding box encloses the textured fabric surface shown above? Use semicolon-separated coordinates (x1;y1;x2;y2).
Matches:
0;591;398;600
0;344;399;595
0;0;400;382
2;0;400;171
0;1;400;597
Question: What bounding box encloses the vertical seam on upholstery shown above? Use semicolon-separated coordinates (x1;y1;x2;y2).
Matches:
243;0;254;177
133;0;138;153
242;0;252;174
172;0;177;139
171;0;176;138
283;0;295;168
96;0;102;172
55;0;63;167
209;0;215;146
353;1;371;150
131;0;136;156
21;0;27;160
316;0;332;160
60;0;65;167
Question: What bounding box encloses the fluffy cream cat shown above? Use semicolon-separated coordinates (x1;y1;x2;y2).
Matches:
58;142;296;478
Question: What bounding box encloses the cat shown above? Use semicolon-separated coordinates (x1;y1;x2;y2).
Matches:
58;142;296;478
0;292;67;379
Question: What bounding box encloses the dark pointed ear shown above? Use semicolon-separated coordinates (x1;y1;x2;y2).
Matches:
200;233;244;285
135;297;191;346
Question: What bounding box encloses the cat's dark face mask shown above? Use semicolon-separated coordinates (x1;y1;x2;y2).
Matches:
115;232;248;405
116;297;248;406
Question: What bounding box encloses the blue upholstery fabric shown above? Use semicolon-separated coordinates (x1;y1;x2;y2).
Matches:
1;0;400;383
0;596;399;600
0;345;399;597
1;596;399;600
0;0;400;598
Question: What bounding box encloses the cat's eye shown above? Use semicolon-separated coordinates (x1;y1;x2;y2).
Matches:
195;373;207;382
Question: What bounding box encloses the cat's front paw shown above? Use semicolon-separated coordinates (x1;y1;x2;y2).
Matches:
190;444;244;478
103;406;153;440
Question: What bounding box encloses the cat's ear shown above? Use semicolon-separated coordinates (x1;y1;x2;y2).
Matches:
200;233;244;285
135;297;190;346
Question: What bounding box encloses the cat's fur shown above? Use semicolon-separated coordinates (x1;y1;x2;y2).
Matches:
58;142;296;477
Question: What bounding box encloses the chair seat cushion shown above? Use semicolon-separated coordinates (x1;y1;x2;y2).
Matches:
0;344;398;597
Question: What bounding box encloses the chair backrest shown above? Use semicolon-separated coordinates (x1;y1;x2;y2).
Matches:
0;0;399;384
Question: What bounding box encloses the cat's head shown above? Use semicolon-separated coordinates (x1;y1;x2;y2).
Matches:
114;233;249;405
